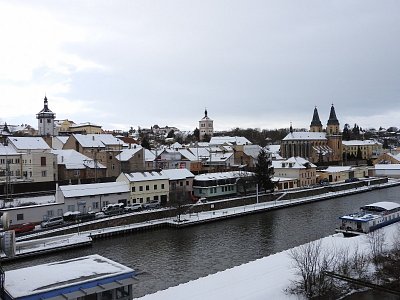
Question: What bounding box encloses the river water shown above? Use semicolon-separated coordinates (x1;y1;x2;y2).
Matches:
4;186;400;299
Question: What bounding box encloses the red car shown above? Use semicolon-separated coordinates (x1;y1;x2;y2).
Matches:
12;223;36;234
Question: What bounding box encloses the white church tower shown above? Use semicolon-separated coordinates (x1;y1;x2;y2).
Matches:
199;108;213;141
36;95;56;136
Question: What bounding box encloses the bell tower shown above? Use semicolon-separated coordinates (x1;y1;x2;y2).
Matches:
310;106;323;132
36;95;56;136
199;108;213;141
326;104;342;162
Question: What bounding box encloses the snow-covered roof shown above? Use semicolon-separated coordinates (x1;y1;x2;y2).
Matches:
209;136;252;146
286;156;316;167
362;201;400;211
60;182;129;198
209;152;234;163
161;169;195;180
54;135;69;144
178;149;198;161
282;132;326;141
323;166;352;173
52;149;106;169
342;140;382;146
73;134;122;148
188;147;210;160
7;136;50;150
272;157;316;169
265;144;280;153
194;171;254;181
116;145;143;161
0;144;19;155
122;171;169;182
171;142;183;149
145;149;156;162
374;164;400;170
70;122;101;128
4;254;134;299
243;145;262;158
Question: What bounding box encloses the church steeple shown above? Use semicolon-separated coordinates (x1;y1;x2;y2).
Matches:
310;106;323;132
327;104;339;126
326;104;340;135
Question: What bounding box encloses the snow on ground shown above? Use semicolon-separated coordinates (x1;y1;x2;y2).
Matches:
136;224;400;300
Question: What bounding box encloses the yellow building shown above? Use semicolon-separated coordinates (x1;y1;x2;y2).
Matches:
342;140;382;161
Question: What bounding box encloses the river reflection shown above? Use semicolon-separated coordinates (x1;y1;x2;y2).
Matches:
4;186;400;298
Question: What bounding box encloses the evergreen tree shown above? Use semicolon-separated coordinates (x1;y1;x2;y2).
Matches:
254;149;275;192
193;128;200;141
141;137;151;150
342;123;351;141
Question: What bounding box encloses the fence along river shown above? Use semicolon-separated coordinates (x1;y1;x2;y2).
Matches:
4;186;400;298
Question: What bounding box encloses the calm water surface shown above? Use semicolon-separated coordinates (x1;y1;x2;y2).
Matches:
4;186;400;298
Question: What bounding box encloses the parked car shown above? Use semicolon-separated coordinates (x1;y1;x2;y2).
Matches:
12;223;36;234
102;203;124;215
142;200;161;210
40;216;64;228
124;204;142;212
94;212;106;219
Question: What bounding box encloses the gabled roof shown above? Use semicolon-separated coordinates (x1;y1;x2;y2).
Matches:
72;134;122;148
144;149;156;162
282;132;326;141
243;145;262;158
52;149;106;169
178;149;198;161
0;144;19;155
60;182;129;198
209;136;252;146
161;169;195;180
116;146;143;161
7;137;51;150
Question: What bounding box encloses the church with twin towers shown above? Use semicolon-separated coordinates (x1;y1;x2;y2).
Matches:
280;105;343;164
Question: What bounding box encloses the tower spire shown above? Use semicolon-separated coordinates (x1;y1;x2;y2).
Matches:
327;104;339;125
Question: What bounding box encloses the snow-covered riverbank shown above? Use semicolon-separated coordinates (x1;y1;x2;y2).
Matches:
136;221;399;300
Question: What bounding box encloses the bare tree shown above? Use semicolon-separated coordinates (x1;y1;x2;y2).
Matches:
366;228;386;266
288;239;338;299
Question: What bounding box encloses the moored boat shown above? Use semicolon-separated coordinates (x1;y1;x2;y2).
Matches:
336;201;400;235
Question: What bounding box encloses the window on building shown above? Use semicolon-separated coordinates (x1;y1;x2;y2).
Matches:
186;181;189;185
154;184;157;190
139;186;143;191
57;209;63;216
180;181;183;186
132;186;136;192
41;170;47;177
68;205;75;211
41;157;46;166
146;197;150;202
146;185;149;191
17;214;24;221
154;195;159;200
161;184;165;189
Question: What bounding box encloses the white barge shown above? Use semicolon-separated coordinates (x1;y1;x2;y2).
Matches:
336;201;400;235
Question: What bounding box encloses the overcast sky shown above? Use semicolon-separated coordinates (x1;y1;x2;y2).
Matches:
0;1;399;132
